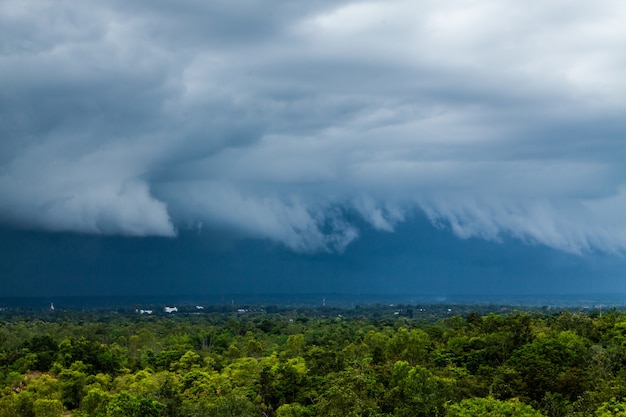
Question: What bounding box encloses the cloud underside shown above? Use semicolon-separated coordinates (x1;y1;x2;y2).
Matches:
1;0;625;254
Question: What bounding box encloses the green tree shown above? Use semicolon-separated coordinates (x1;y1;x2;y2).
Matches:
502;331;592;403
58;363;88;409
387;328;431;365
22;335;58;372
81;387;110;417
33;399;64;417
446;397;544;417
15;391;36;417
283;334;306;359
596;398;626;417
105;391;165;417
0;392;18;417
387;360;457;417
276;403;312;417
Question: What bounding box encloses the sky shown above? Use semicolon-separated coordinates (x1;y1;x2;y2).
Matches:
1;0;625;298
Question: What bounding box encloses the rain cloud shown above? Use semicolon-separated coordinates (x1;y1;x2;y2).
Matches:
1;0;625;253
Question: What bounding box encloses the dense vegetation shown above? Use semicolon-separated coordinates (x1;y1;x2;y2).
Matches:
2;304;626;416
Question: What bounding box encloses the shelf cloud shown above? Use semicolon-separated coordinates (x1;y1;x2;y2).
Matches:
1;0;625;254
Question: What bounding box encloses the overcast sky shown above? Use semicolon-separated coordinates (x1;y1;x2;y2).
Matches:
1;1;625;297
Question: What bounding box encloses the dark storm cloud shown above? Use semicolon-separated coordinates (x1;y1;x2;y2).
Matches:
1;0;625;253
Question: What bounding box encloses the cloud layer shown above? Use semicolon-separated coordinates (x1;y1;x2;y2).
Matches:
1;0;625;253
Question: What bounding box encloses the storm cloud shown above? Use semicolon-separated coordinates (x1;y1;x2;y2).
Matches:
1;0;625;254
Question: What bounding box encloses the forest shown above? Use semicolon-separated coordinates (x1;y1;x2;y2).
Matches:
2;304;626;416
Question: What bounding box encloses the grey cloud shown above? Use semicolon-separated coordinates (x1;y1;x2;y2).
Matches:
421;194;626;255
1;0;625;253
156;180;358;252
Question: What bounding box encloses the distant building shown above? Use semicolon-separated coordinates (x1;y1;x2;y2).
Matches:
164;306;178;313
139;309;153;315
196;305;204;310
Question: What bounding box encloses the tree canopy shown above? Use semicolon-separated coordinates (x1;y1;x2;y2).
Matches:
2;305;626;416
